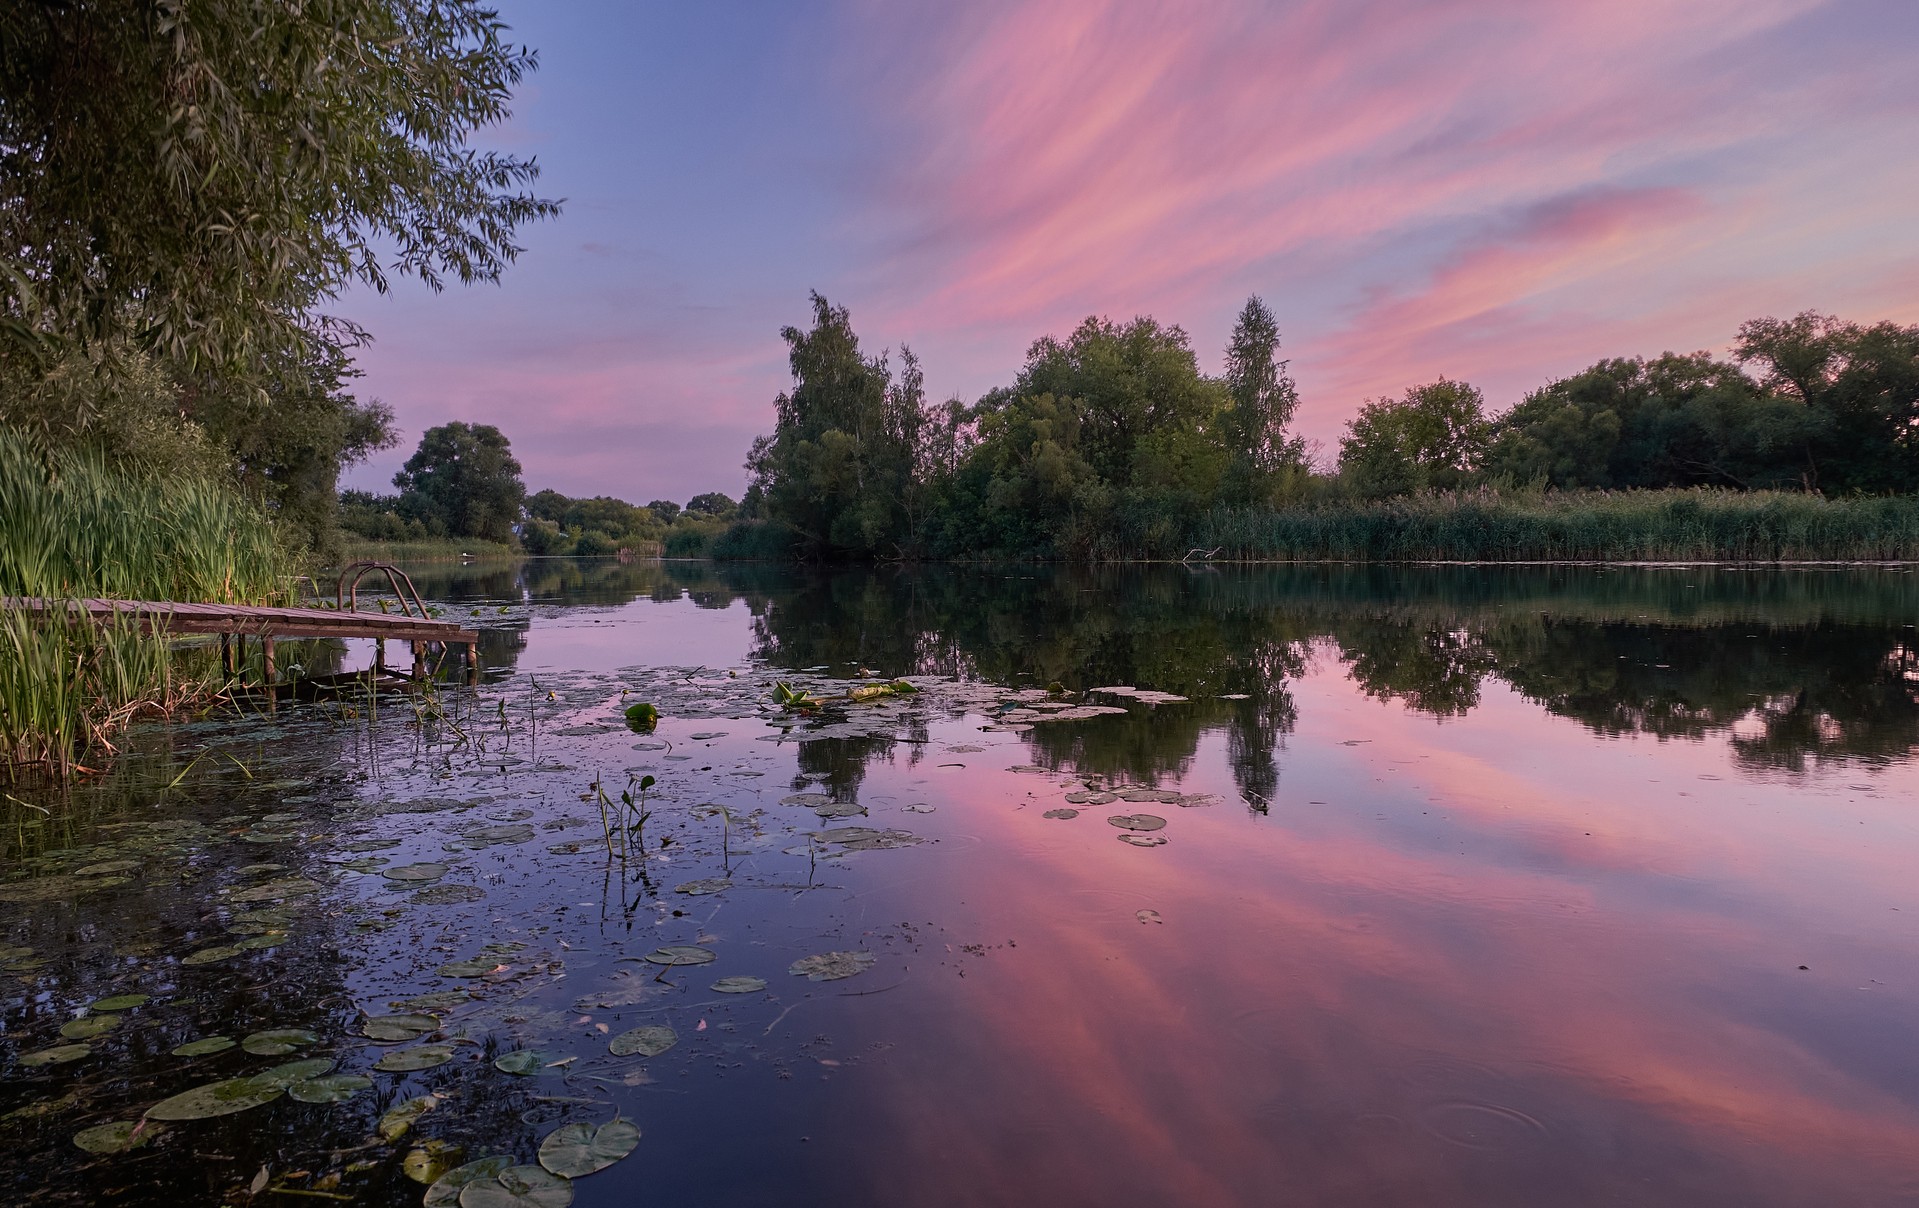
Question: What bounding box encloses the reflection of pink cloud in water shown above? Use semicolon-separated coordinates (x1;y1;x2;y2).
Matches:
821;665;1919;1205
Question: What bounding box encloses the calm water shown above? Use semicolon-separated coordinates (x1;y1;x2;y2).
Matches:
6;561;1919;1206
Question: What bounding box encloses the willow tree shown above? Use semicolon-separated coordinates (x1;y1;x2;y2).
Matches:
0;0;559;549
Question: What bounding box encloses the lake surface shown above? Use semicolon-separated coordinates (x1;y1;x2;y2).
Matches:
6;560;1919;1207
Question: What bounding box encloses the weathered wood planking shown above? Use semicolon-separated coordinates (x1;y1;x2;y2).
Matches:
4;597;480;645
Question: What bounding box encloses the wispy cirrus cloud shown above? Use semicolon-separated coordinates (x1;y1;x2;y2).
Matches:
341;0;1919;498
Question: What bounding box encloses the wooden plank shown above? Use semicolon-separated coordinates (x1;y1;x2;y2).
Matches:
1;597;480;645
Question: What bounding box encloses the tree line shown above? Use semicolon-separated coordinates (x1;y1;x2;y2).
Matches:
736;295;1919;559
339;420;737;556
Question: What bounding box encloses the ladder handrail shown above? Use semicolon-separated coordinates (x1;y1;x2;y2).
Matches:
335;561;432;621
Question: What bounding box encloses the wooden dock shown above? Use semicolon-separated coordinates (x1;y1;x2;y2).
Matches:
5;597;481;682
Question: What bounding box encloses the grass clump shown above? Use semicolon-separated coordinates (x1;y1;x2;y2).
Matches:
1191;489;1919;563
0;428;291;775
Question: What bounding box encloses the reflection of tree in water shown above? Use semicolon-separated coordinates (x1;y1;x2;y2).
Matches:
1326;612;1919;774
744;567;1306;805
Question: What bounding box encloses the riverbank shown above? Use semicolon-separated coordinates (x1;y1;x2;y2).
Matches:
711;488;1919;563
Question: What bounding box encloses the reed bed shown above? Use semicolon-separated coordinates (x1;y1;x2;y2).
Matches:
1193;489;1919;563
0;428;292;776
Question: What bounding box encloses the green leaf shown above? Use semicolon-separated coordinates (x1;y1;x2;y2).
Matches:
493;1050;554;1076
144;1075;284;1121
258;1058;335;1088
606;1026;675;1058
373;1044;456;1073
362;1013;440;1043
378;1096;437;1141
788;951;875;982
72;1120;152;1154
88;994;150;1012
709;976;767;994
404;1138;465;1184
640;945;714;967
171;1036;235;1058
537;1118;641;1178
288;1074;372;1104
19;1043;91;1067
424;1157;514;1208
242;1028;317;1056
60;1014;120;1041
458;1164;574;1208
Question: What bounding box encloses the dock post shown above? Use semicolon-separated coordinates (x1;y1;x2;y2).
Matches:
262;636;276;683
220;632;233;677
467;641;480;686
411;640;425;681
375;637;386;675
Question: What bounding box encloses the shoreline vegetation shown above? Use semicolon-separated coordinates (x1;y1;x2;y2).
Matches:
0;432;290;777
699;488;1919;564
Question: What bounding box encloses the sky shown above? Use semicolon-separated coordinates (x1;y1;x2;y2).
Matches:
337;0;1919;503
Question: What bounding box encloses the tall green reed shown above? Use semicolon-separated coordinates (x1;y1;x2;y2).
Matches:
0;426;293;776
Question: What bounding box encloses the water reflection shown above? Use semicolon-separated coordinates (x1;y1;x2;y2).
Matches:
10;561;1918;1206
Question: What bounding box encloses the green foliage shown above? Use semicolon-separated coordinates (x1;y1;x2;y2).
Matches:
0;428;288;602
1220;295;1306;504
647;499;683;524
684;492;737;519
745;293;958;557
0;0;557;377
393;423;526;543
1484;353;1805;491
0;425;291;773
1735;312;1919;493
1194;488;1919;561
0;0;545;561
1338;379;1491;498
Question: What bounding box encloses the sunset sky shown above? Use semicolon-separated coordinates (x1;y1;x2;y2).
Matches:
338;0;1919;503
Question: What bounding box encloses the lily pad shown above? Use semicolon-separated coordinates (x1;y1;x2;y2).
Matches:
378;1095;437;1140
1041;808;1079;820
537;1118;641;1178
288;1074;373;1103
374;1044;456;1072
89;994;150;1012
391;989;472;1013
72;1120;151;1154
1106;813;1167;832
672;878;731;896
259;1058;336;1087
1117;834;1168;847
425;1157;514;1208
812;801;867;819
60;1014;121;1041
19;1043;91;1067
1063;791;1117;806
459;1165;574;1208
607;1026;676;1058
362;1013;440;1042
145;1074;284;1120
709;976;767;994
405;1138;466;1184
181;944;245;966
242;1028;318;1056
413;884;488;905
640;945;715;967
382;863;450;884
788;951;875;982
494;1050;556;1075
172;1036;236;1058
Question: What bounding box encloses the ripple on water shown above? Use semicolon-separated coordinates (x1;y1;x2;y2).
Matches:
1416;1099;1551;1151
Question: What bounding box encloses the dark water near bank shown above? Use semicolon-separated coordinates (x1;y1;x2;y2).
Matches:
7;560;1919;1206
